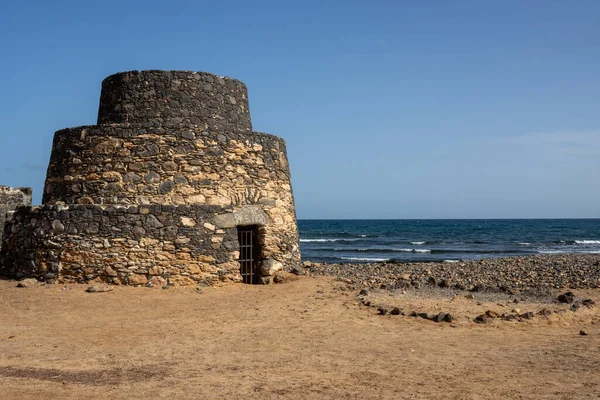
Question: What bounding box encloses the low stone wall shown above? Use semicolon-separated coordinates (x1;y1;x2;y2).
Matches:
0;204;243;285
0;185;32;250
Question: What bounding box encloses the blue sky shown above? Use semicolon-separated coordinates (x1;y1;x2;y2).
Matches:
0;0;598;218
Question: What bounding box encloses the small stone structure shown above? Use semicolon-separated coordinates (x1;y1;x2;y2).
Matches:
0;70;301;285
0;185;32;249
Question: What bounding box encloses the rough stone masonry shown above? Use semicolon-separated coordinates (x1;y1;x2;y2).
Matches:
0;70;301;285
0;185;32;249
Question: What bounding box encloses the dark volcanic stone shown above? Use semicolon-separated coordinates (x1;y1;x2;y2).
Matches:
417;312;430;320
474;314;489;324
378;306;389;315
390;307;402;315
558;291;576;304
291;265;306;276
434;312;447;323
582;299;595;307
519;312;534;320
537;308;553;317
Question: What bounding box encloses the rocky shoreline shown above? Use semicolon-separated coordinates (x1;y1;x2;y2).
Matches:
305;253;600;294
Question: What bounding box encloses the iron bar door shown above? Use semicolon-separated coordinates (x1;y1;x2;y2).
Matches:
238;226;258;284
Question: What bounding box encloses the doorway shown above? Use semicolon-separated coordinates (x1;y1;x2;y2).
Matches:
237;225;260;284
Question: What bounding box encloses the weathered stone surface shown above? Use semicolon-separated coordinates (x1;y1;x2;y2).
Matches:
128;274;148;286
16;278;38;288
86;285;113;293
234;206;269;227
213;213;236;229
291;265;306;276
0;205;240;285
97;71;252;134
0;186;32;251
260;259;283;276
273;272;286;283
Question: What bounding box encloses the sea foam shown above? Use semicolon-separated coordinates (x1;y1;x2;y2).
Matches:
300;238;360;243
341;257;389;262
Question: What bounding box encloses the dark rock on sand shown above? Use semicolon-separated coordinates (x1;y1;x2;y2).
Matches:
390;307;402;315
417;312;430;320
377;306;389;315
558;292;576;304
502;314;519;321
273;272;285;283
519;312;534;320
291;265;306;276
582;299;595;307
537;308;553;317
433;312;447;323
474;314;489;324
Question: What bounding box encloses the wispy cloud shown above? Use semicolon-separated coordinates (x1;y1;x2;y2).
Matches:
501;130;600;156
21;162;46;171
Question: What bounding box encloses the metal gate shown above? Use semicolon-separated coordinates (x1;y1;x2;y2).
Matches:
238;225;258;284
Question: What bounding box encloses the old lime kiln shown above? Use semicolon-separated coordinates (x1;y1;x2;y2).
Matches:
0;70;301;285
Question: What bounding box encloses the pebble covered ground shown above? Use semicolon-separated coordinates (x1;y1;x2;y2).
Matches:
306;254;600;294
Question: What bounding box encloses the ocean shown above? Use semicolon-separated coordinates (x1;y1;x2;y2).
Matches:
298;219;600;263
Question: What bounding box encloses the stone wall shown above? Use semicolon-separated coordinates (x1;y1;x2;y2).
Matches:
0;185;32;250
0;204;242;285
42;124;300;268
97;70;252;134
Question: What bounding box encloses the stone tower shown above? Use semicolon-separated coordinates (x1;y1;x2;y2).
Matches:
0;70;301;285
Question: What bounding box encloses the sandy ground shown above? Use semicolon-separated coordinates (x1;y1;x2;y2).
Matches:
0;276;599;400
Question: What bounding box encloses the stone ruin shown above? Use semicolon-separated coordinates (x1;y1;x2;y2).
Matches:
0;70;301;286
0;185;32;244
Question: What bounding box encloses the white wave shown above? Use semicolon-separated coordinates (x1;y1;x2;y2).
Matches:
363;248;432;253
300;238;360;243
575;240;600;245
410;241;426;245
359;234;367;237
537;250;563;254
443;260;459;263
518;242;531;246
341;257;389;262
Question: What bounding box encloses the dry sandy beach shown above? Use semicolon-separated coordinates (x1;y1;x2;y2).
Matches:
1;268;599;400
